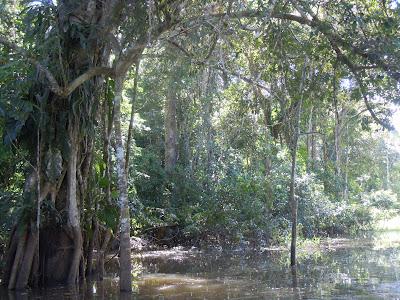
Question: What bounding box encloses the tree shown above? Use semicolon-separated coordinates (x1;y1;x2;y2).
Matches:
0;0;179;290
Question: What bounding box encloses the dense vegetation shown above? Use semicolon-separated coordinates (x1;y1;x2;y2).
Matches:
0;0;399;293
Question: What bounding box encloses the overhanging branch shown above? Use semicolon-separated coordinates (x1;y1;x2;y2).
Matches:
271;7;400;82
0;35;114;98
167;39;271;93
330;43;393;130
191;6;399;82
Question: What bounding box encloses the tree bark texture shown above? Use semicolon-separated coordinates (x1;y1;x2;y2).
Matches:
113;75;132;292
3;0;114;289
66;119;83;285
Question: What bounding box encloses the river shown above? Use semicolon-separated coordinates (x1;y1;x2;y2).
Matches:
2;230;400;299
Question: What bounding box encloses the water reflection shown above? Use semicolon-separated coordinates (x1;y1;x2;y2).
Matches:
2;231;400;299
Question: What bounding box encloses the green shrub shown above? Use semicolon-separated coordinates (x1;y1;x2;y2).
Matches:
363;189;399;210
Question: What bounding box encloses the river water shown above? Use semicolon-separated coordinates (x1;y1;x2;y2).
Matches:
2;230;400;299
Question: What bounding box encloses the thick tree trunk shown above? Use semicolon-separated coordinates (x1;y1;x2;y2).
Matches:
6;172;37;290
31;247;40;287
3;226;18;286
3;0;118;289
5;172;54;290
15;228;38;290
113;75;132;292
67;119;83;285
7;230;27;290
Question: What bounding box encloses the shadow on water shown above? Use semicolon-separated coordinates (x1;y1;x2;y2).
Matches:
2;230;400;299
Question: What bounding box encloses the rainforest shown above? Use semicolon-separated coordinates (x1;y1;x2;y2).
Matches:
1;0;400;299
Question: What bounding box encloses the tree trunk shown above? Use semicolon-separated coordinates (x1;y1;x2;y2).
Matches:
333;76;341;179
3;226;18;286
289;59;307;267
126;60;140;173
97;229;112;280
113;75;132;293
201;67;214;177
85;218;98;277
15;228;39;290
67;119;83;285
6;172;37;290
306;106;314;172
286;101;302;267
2;0;124;289
311;113;317;170
342;123;350;200
322;137;330;192
180;111;191;170
102;84;114;205
385;148;391;189
289;147;299;267
248;51;273;176
7;230;27;290
164;74;178;172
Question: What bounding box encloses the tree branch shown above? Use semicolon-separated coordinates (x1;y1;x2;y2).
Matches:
64;67;115;96
0;35;114;98
115;19;179;76
169;11;393;131
330;43;393;130
189;6;399;82
270;9;400;82
166;39;272;93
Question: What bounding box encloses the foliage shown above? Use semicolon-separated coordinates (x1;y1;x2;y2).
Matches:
363;189;399;210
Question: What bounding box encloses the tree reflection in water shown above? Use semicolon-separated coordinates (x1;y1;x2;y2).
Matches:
2;232;400;299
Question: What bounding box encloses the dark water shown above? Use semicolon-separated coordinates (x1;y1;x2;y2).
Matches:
2;230;400;299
